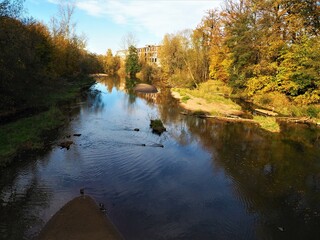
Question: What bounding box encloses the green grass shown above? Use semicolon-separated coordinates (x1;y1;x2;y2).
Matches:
0;75;95;168
181;95;190;103
0;107;65;167
253;116;280;133
45;76;95;105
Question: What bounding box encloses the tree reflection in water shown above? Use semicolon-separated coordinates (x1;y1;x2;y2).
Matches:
138;84;320;239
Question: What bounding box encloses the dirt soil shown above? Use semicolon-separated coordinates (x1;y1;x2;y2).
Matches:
171;91;244;116
37;196;123;240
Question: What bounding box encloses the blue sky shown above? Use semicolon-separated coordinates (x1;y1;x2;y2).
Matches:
25;0;223;55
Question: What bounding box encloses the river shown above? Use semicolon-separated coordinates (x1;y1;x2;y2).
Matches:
1;77;320;240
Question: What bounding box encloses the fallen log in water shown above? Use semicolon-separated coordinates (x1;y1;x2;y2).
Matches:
204;115;258;124
255;108;278;116
277;117;318;126
181;111;257;124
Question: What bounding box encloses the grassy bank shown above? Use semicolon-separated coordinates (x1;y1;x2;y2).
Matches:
251;92;320;119
172;80;242;116
171;80;320;133
0;75;95;168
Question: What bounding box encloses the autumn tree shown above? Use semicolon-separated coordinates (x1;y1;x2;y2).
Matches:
0;0;102;111
103;49;120;75
158;33;187;86
192;10;220;82
206;0;320;106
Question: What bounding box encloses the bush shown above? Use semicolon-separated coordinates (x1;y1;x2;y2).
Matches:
253;92;291;115
137;64;160;83
168;72;194;88
306;106;320;118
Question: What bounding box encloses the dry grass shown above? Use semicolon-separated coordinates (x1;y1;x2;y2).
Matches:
172;80;242;116
253;92;320;120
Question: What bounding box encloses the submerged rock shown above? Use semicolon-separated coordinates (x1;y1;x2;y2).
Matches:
58;141;73;150
134;84;158;93
150;119;166;135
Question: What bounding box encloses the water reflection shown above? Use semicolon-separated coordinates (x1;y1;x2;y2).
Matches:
0;76;320;240
174;115;320;239
132;80;320;238
0;162;52;240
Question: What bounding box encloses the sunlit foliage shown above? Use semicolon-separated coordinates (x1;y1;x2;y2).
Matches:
0;0;102;111
101;49;121;75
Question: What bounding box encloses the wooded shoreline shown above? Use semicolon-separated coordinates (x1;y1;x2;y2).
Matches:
171;81;320;133
0;76;95;168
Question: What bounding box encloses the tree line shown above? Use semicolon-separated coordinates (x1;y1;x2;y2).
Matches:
0;0;104;112
2;0;319;113
158;0;320;106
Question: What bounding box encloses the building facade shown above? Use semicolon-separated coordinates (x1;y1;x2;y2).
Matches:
137;45;161;66
116;45;161;66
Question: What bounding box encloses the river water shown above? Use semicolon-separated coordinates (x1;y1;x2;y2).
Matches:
1;77;320;240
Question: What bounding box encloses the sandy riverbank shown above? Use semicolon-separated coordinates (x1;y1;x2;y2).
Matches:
171;90;244;117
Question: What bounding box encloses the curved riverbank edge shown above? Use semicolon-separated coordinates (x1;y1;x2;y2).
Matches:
37;195;123;240
171;90;320;133
0;76;95;168
171;90;244;117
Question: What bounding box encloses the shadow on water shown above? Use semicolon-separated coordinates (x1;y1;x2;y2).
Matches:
1;76;320;240
0;94;86;240
0;161;53;240
184;119;320;239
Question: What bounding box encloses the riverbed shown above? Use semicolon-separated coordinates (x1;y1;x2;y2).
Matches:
1;77;320;239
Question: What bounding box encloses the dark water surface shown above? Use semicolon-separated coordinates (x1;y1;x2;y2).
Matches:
1;77;320;240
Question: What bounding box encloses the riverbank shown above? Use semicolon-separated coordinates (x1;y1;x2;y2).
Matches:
171;80;320;133
0;75;95;168
171;81;243;117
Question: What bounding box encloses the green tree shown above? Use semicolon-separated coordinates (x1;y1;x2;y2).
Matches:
125;45;141;78
276;35;320;102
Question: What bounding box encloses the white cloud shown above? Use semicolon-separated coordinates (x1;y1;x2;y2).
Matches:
45;0;223;52
74;0;223;36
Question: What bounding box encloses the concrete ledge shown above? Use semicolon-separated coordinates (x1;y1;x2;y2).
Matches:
37;196;123;240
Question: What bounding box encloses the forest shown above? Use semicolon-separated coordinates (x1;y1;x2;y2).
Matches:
2;0;319;118
157;0;320;117
0;0;105;114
